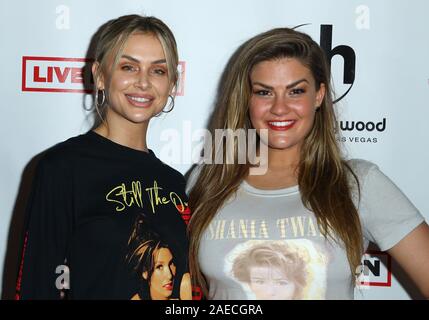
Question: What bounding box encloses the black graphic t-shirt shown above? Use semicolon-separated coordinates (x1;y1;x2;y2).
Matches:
17;131;190;300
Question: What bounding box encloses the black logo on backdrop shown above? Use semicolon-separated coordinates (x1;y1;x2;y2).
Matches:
358;251;392;287
295;24;356;103
338;118;386;143
340;118;386;132
311;24;385;143
319;25;356;103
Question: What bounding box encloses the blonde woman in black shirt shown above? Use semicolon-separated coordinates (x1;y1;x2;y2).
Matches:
17;14;191;300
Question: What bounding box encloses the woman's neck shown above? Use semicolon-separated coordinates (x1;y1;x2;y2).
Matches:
267;146;300;171
246;145;300;189
94;111;149;152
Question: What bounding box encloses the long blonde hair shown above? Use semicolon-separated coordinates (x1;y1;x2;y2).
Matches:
188;27;363;298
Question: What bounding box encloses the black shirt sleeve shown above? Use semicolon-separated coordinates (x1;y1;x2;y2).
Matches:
18;154;74;299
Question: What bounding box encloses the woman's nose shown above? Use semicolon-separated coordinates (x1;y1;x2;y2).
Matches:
165;267;173;280
135;71;151;90
270;95;290;116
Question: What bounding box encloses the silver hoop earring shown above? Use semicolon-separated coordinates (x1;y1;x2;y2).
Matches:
163;95;175;113
95;89;106;108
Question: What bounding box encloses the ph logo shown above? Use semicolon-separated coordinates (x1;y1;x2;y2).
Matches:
319;25;356;103
357;251;392;287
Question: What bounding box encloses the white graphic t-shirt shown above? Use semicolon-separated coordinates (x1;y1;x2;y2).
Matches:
189;159;425;300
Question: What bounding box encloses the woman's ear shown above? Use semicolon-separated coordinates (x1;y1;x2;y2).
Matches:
142;271;148;280
315;83;326;108
92;61;105;90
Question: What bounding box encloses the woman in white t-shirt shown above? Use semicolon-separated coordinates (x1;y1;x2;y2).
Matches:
187;27;429;299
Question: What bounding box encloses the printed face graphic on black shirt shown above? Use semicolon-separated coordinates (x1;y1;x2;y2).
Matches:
126;211;189;300
146;247;176;299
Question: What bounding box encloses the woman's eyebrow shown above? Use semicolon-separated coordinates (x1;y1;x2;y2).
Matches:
121;55;140;63
252;82;273;90
151;59;167;64
252;78;309;89
286;78;308;89
120;55;167;65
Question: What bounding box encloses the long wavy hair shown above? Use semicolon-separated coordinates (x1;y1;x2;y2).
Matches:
188;27;363;298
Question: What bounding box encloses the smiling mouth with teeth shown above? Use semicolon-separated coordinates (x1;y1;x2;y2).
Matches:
269;121;294;126
267;120;295;130
127;95;152;103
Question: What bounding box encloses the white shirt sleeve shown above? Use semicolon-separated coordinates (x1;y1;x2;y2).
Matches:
350;159;425;251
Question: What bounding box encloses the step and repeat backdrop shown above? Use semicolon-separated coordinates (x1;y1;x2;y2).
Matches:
1;0;428;299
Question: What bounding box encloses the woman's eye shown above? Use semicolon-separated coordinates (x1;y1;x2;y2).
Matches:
121;65;136;72
252;279;265;285
277;280;289;286
254;90;271;96
156;264;163;270
153;68;167;75
290;88;305;95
